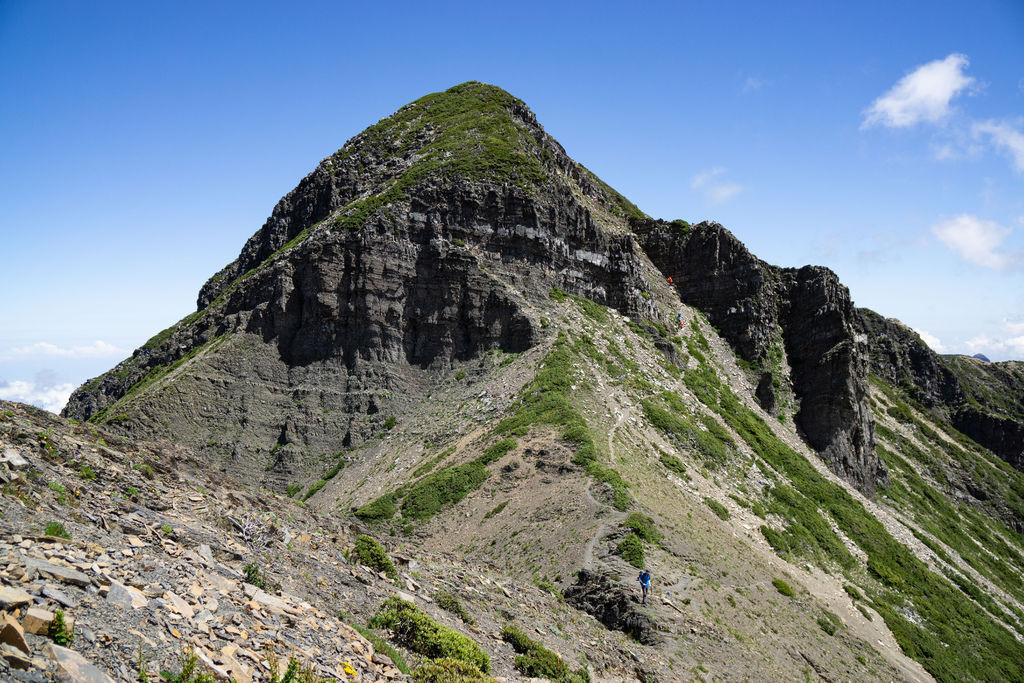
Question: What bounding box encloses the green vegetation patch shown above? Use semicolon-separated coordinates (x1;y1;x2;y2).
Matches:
616;532;645;568
353;534;399;580
772;578;795;597
45;521;70;539
623;512;662;544
435;591;476;625
641;393;733;467
818;611;841;636
354;491;402;522
501;624;588;683
412;446;457;478
496;332;629;510
370;597;490;673
402;459;493;520
243;562;269;590
359;438;516;524
352;624;410;675
483;500;508;520
704;497;730;521
411;658;495;682
688;351;1024;681
658;451;689;479
303;452;347;500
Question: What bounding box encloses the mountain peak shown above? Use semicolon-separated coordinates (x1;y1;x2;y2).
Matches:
336;80;547;192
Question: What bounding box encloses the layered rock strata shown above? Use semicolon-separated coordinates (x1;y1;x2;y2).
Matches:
634;220;886;495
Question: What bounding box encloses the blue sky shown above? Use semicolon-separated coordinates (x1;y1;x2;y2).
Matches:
1;0;1023;412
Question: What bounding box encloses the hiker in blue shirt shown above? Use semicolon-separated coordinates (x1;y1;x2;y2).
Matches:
638;568;651;606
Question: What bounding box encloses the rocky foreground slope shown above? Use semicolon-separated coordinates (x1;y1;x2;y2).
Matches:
40;82;1024;681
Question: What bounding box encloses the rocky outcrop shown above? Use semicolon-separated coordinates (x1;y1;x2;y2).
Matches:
953;407;1024;470
780;267;884;493
563;570;659;645
63;83;659;483
855;310;1024;472
853;308;962;407
634;220;886;495
636;221;779;364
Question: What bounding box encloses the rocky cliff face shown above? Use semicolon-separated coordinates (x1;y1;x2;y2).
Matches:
854;309;1024;471
634;220;886;495
62;83;659;484
64;82;912;495
853;309;962;407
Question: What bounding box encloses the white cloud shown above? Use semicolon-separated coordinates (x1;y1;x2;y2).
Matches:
961;321;1024;360
742;76;768;92
691;167;743;204
4;340;123;360
973;119;1024;173
0;376;75;414
932;214;1021;271
913;329;946;353
862;53;975;129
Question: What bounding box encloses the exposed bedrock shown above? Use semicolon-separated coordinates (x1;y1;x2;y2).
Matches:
634;220;886;495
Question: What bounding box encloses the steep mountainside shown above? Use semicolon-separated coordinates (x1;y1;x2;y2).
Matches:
46;82;1024;682
855;309;1024;471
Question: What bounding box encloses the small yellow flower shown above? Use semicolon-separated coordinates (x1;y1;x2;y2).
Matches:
342;661;357;677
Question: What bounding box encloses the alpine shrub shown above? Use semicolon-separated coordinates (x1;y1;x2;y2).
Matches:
352;534;399;580
616;532;644;568
369;597;490;673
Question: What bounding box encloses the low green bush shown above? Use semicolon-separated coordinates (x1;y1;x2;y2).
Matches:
243;562;268;590
772;578;795;597
623;512;662;544
435;591;475;625
483;501;507;519
354;492;400;522
500;624;588;682
616;532;644;568
352;625;410;674
49;609;74;647
369;597;490;673
412;658;493;682
45;521;70;539
352;535;399;580
817;611;840;636
704;497;730;521
659;452;688;478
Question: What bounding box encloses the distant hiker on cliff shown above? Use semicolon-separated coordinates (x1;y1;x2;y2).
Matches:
638;568;651;605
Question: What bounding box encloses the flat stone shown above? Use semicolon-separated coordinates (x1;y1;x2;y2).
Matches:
0;642;32;670
197;544;214;564
45;643;115;683
107;581;147;609
164;590;194;619
0;612;29;655
22;556;91;586
3;448;28;469
205;572;236;593
0;585;32;610
22;607;54;634
249;588;288;614
43;583;78;608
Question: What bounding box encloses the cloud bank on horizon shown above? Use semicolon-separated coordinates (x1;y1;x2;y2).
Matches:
0;340;125;414
0;373;76;414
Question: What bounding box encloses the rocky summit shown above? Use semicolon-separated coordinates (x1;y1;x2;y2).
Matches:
1;81;1021;681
